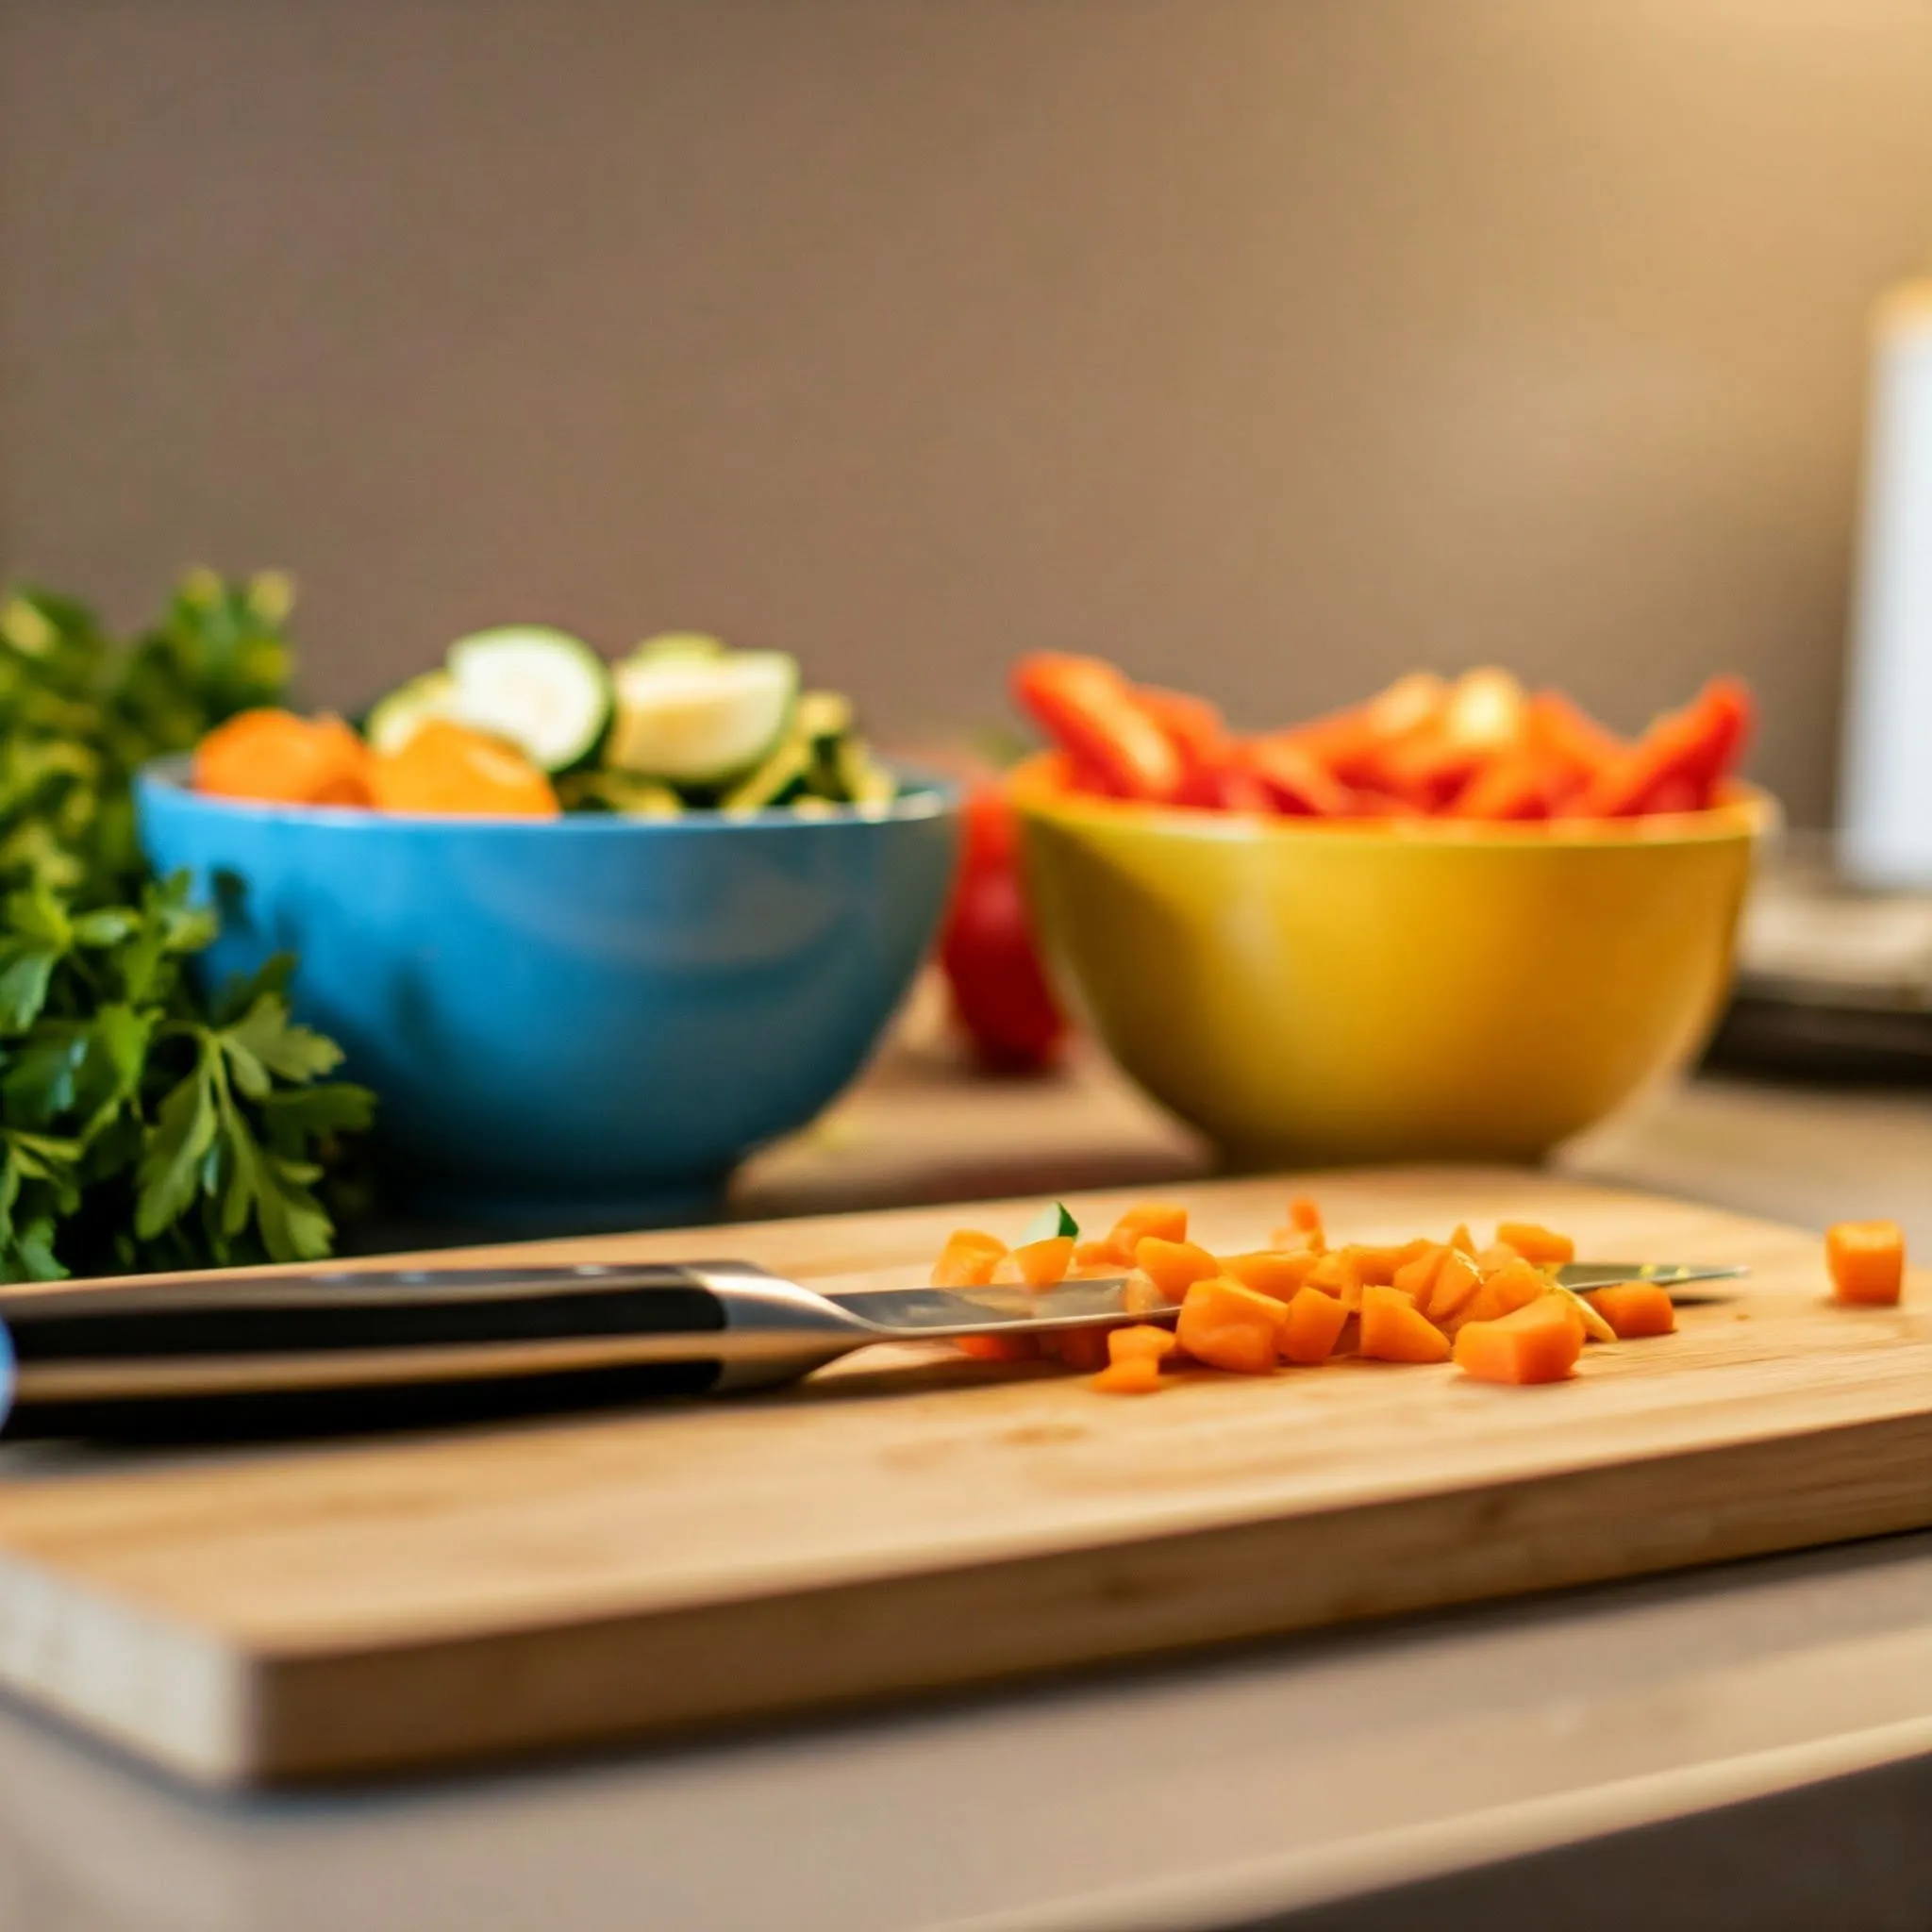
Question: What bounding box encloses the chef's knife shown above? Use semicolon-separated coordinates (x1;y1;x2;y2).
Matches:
0;1259;1746;1441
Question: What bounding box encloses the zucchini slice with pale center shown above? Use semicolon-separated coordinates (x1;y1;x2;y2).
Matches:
607;650;799;785
447;627;613;774
364;670;457;755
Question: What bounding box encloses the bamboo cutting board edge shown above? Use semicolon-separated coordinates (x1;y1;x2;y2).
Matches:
0;1167;1926;1786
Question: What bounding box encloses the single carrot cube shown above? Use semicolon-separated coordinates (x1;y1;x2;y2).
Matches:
1391;1243;1449;1304
1287;1197;1325;1243
1176;1277;1287;1374
1010;1236;1075;1288
1475;1241;1524;1274
1825;1221;1907;1307
1279;1284;1352;1365
932;1230;1008;1288
1358;1284;1453;1364
1267;1226;1324;1255
1346;1243;1419;1287
1306;1249;1363;1309
1221;1249;1323;1301
1453;1297;1584;1385
1108;1324;1179;1365
1101;1202;1190;1263
1425;1248;1484;1325
1494;1222;1576;1266
1074;1239;1121;1271
1461;1256;1550;1326
1092;1357;1163;1395
1134;1236;1224;1303
1582;1283;1677;1339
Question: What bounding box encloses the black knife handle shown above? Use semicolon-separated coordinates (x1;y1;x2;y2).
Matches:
0;1264;732;1442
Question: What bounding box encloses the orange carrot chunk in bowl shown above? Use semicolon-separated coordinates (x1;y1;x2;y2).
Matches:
195;708;374;808
371;719;559;818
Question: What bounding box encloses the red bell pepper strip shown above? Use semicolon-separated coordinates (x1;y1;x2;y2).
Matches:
1013;655;1188;802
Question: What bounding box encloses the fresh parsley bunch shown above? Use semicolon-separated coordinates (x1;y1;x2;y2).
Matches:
0;571;372;1281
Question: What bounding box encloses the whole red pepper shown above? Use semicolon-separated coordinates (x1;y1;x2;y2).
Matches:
940;786;1068;1073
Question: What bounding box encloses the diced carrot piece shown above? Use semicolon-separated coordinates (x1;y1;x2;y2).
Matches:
1358;1284;1453;1364
1463;1257;1551;1325
1221;1249;1322;1302
1825;1221;1907;1307
195;708;375;808
954;1332;1041;1362
1134;1236;1223;1304
1287;1197;1324;1241
1176;1277;1287;1374
931;1230;1007;1288
1009;1236;1075;1288
1306;1249;1363;1309
1346;1243;1424;1287
1449;1224;1477;1257
1108;1324;1180;1365
1476;1241;1524;1274
1048;1327;1113;1372
1278;1284;1352;1365
1424;1248;1484;1324
1092;1357;1163;1394
1267;1226;1324;1255
1102;1203;1189;1263
1453;1297;1584;1385
1582;1283;1678;1339
1074;1240;1122;1271
1392;1243;1449;1304
1494;1222;1576;1266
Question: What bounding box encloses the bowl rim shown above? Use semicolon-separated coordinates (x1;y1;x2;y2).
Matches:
137;755;960;833
1008;754;1777;848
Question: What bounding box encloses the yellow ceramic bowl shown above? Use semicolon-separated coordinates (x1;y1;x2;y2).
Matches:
1011;757;1773;1166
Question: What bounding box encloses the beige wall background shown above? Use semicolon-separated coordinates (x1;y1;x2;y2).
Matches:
3;0;1930;824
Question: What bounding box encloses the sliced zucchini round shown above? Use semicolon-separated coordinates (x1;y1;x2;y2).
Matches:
447;626;613;774
607;650;799;786
364;670;457;755
630;632;726;669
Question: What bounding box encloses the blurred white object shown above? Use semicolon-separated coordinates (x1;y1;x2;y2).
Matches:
1841;281;1932;887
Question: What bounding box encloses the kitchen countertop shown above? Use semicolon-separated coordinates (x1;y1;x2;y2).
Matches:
2;1008;1929;1930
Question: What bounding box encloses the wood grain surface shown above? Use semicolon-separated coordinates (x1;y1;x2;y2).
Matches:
0;1166;1924;1788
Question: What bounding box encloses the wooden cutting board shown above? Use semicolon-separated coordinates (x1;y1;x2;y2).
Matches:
0;1167;1924;1789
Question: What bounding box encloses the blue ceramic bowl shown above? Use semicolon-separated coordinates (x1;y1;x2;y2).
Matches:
137;762;959;1225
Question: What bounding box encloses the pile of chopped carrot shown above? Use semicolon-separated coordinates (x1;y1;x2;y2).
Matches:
1013;657;1754;822
935;1203;1908;1397
930;1197;1696;1392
